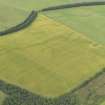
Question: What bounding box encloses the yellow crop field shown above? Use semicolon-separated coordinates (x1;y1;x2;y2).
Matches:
0;15;105;98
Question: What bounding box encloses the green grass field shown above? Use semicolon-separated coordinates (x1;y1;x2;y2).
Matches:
45;6;105;44
0;0;105;105
1;0;105;44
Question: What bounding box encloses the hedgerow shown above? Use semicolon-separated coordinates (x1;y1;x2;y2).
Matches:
0;68;105;105
0;11;37;36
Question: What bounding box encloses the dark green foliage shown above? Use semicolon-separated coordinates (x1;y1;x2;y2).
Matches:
0;80;55;105
1;68;105;105
40;1;105;12
0;11;37;36
1;1;105;36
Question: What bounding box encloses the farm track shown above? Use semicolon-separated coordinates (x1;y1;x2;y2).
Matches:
1;68;105;105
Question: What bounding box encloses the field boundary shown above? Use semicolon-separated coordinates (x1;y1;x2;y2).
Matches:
1;1;105;36
55;68;105;105
63;68;105;96
1;68;105;105
40;1;105;12
0;11;37;36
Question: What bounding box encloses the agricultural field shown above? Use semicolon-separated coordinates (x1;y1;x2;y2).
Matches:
45;5;105;44
0;0;105;105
